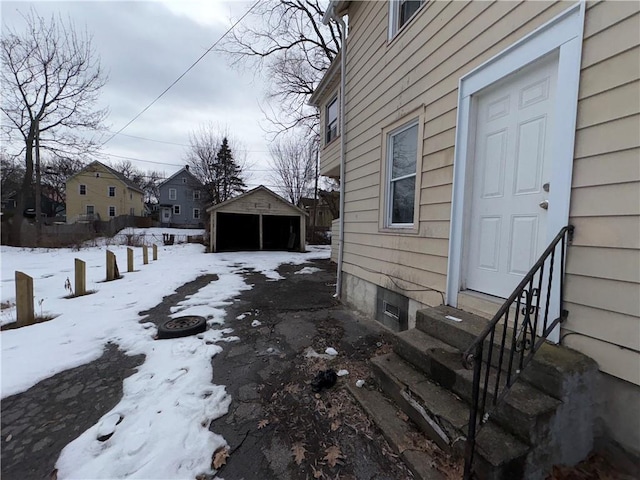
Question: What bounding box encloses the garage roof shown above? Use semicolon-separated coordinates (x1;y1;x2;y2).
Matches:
206;185;308;216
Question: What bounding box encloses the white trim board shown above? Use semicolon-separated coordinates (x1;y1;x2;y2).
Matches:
446;2;585;342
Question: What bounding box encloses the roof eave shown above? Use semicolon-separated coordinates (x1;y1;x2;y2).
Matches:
309;51;341;107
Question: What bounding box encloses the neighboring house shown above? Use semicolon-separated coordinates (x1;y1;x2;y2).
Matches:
1;187;64;220
312;0;639;472
207;185;307;253
298;193;338;229
66;161;145;223
157;166;206;228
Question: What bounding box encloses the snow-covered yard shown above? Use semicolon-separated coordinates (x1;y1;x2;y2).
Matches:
1;228;330;478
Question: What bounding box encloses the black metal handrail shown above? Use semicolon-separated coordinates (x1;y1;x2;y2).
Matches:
462;225;574;480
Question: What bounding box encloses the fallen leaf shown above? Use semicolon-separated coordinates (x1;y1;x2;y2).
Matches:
323;445;343;468
397;411;409;422
257;419;269;429
311;462;324;479
49;469;57;480
284;383;301;395
212;446;230;470
330;420;342;431
291;442;307;465
328;403;341;419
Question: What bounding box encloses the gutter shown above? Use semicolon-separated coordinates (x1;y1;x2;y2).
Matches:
323;3;347;300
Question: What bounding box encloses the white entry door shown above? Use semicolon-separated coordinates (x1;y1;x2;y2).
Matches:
162;208;171;222
466;54;558;299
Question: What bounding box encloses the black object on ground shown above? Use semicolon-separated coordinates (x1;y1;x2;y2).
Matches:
157;315;206;339
311;369;338;393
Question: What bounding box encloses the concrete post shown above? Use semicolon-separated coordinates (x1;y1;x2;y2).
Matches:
127;248;134;273
15;271;35;326
152;244;158;261
143;245;149;265
75;259;86;296
106;250;119;281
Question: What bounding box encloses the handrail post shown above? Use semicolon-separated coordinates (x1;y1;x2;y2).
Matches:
462;225;573;478
463;343;483;480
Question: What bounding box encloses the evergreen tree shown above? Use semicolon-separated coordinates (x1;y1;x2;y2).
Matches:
213;137;246;203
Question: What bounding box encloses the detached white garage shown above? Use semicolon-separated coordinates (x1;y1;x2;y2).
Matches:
207;186;307;253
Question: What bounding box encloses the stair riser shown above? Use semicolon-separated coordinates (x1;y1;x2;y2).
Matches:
370;359;458;454
372;354;529;480
394;334;549;446
416;310;567;400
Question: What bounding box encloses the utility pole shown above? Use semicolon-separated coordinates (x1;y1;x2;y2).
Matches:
34;118;42;246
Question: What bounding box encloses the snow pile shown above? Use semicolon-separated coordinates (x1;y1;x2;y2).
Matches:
1;236;330;478
295;266;321;275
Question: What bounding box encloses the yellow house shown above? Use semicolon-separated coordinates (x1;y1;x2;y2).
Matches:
312;0;639;476
66;161;145;223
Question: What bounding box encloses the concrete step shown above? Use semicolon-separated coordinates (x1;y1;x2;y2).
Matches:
415;305;599;401
371;353;529;480
394;327;560;446
346;381;447;480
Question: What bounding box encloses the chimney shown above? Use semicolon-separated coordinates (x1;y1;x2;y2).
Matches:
185;165;189;171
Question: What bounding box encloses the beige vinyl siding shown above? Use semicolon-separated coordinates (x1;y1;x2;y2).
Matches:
214;189;300;216
337;0;639;385
340;0;572;304
319;86;341;177
564;1;640;385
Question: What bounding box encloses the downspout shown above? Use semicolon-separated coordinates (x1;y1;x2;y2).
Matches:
323;5;347;299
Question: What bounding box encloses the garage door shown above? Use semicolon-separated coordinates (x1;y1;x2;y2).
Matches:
263;215;300;251
216;213;260;252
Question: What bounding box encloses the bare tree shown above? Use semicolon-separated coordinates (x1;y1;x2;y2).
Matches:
110;159;163;204
1;8;107;244
185;123;249;204
268;131;317;205
221;0;341;135
40;155;84;207
0;151;25;205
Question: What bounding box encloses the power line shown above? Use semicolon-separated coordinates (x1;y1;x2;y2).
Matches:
105;130;270;153
101;0;261;146
106;132;190;148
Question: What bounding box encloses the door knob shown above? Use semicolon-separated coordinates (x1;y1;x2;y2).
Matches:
539;200;549;210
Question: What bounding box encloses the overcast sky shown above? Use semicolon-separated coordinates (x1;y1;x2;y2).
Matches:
1;0;279;188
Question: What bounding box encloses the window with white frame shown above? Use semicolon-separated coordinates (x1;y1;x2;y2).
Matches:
79;184;87;195
326;96;338;144
389;0;425;38
386;121;418;226
108;206;116;217
108;186;116;197
173;205;181;215
182;177;186;184
169;188;177;200
193;190;200;200
193;208;200;220
86;205;94;215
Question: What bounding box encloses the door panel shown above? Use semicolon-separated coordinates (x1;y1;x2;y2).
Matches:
466;54;558;299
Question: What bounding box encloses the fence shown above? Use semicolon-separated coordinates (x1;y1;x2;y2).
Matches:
16;215;150;248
